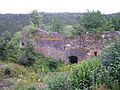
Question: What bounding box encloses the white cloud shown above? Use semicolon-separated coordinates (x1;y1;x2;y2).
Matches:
0;0;120;14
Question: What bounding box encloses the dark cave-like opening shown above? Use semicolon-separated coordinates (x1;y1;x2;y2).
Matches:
68;56;78;64
21;42;24;46
94;51;98;56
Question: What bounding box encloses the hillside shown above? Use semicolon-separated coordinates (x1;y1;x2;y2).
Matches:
0;11;120;89
0;12;120;35
0;14;30;34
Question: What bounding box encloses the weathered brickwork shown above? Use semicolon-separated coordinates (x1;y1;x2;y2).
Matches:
20;29;120;63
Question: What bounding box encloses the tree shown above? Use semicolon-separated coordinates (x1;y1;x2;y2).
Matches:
102;20;114;31
102;17;120;31
17;23;37;66
110;17;120;31
80;10;106;33
18;40;36;66
62;25;74;36
0;31;12;61
30;10;43;28
72;24;86;35
51;16;64;34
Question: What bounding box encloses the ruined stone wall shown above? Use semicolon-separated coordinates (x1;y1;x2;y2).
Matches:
20;29;120;63
32;29;102;63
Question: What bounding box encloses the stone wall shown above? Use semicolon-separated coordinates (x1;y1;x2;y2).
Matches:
20;29;120;63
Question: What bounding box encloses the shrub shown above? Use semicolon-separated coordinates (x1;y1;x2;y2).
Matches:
18;53;35;66
0;62;39;84
94;65;120;90
100;39;120;81
0;62;29;77
14;81;36;90
100;39;120;89
57;64;76;72
47;60;64;72
69;57;100;89
18;44;36;66
100;39;120;68
32;54;64;73
47;73;73;90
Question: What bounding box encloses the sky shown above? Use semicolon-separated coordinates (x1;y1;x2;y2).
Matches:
0;0;120;14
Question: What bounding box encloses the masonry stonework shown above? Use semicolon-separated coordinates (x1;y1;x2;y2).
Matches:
20;29;120;64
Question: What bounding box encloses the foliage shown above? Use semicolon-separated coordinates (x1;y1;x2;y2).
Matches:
18;45;36;66
23;23;38;34
32;54;64;73
69;57;101;89
73;10;120;35
0;11;120;90
30;10;43;27
8;32;20;60
14;81;36;90
57;64;76;72
32;54;49;73
0;12;120;35
0;31;12;61
51;16;65;34
80;10;106;34
17;24;37;66
62;25;74;36
47;60;64;72
47;73;73;90
100;38;120;84
0;62;39;82
0;14;29;35
102;20;114;31
0;61;40;89
7;22;63;72
101;39;120;67
72;24;86;35
110;17;120;30
94;66;120;90
73;10;112;35
102;17;120;31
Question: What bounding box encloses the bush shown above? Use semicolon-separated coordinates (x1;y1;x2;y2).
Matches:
14;81;36;90
47;60;64;72
18;53;35;66
94;65;120;90
47;73;73;90
0;62;39;83
32;54;64;73
0;62;28;77
57;64;76;72
100;39;120;67
69;57;100;89
100;39;120;82
18;44;36;66
100;39;120;89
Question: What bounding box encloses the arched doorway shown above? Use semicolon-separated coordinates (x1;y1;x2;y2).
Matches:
68;56;78;64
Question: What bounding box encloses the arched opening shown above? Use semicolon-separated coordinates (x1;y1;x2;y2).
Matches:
68;56;78;64
94;51;98;56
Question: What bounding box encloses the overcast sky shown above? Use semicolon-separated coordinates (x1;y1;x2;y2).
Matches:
0;0;120;14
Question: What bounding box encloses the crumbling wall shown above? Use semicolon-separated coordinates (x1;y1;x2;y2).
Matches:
19;29;120;63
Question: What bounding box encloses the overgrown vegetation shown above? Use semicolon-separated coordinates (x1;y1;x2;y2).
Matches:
42;37;120;90
0;10;120;89
69;57;100;89
0;11;120;36
100;38;120;89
